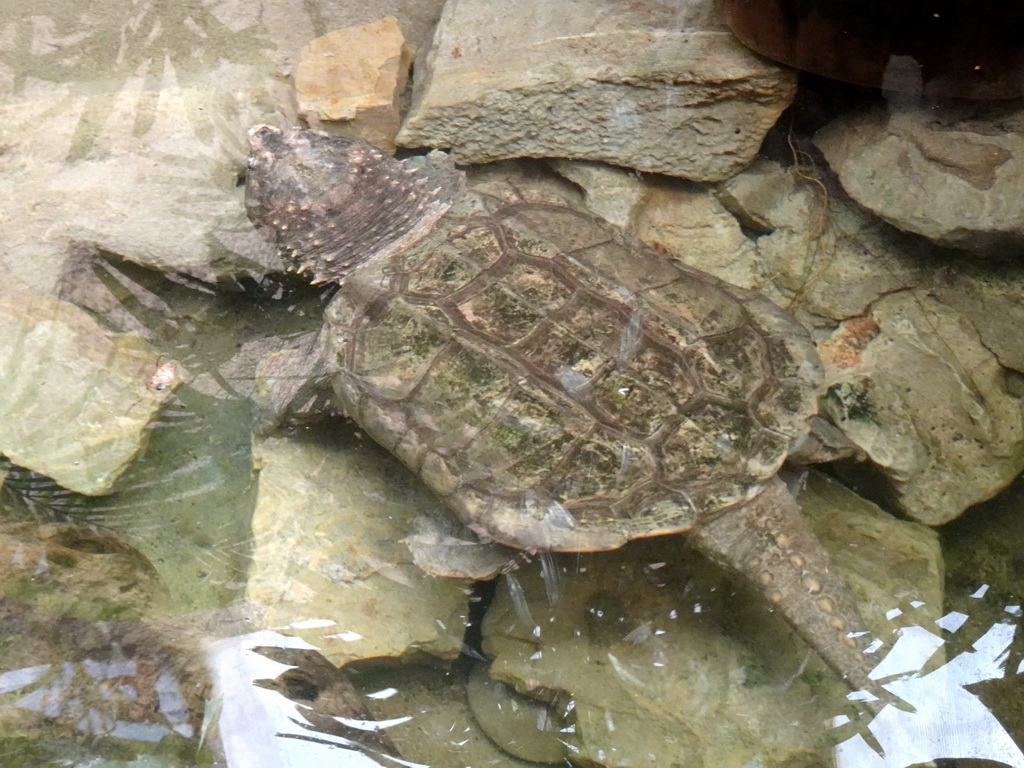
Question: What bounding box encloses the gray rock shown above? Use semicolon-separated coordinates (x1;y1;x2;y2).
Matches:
251;335;335;432
0;286;176;495
716;157;927;320
815;103;1024;255
404;508;519;580
0;57;278;292
247;428;471;665
547;159;649;230
479;472;941;767
931;264;1024;376
397;0;796;181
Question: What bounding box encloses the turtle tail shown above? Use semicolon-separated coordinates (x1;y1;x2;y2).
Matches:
689;476;886;709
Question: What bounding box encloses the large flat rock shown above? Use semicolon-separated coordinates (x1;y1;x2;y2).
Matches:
397;0;796;181
247;428;470;665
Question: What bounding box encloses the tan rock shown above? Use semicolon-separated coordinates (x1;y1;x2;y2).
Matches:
718;159;1024;524
296;17;413;152
552;159;761;288
821;291;1024;525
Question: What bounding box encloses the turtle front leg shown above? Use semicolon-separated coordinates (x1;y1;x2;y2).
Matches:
688;476;882;705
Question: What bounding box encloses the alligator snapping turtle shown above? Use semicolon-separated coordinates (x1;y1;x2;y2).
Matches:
245;126;878;698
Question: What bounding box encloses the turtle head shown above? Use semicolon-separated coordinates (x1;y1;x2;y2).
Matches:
245;126;454;284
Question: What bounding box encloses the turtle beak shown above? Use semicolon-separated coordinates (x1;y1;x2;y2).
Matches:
246;125;282;171
247;124;280;150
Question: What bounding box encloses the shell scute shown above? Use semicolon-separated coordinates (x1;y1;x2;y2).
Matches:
401;223;502;298
246;127;824;552
594;349;695;437
471;387;582;490
455;260;573;345
345;299;449;401
405;343;514;441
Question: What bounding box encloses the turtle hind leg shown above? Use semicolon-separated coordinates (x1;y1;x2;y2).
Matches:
689;476;884;708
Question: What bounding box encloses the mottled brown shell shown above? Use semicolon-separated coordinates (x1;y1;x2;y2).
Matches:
246;127;823;552
246;128;884;702
323;190;822;552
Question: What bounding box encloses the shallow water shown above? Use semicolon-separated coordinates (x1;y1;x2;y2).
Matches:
1;2;1023;767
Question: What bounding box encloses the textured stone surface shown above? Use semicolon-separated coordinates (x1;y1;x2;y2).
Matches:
397;0;796;180
247;430;470;665
480;472;941;767
815;103;1024;255
718;159;1024;524
820;292;1024;525
0;286;176;495
296;17;413;152
933;265;1024;375
716;157;927;319
552;158;762;289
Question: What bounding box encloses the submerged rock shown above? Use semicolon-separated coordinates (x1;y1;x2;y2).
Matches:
367;662;536;768
478;472;942;767
0;521;167;621
465;662;568;764
247;426;471;665
0;286;178;495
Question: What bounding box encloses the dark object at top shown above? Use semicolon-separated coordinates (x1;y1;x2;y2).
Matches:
718;0;1024;99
